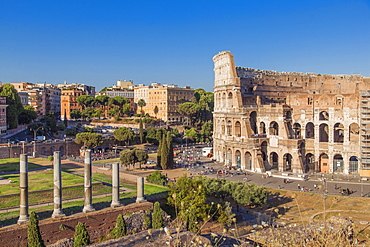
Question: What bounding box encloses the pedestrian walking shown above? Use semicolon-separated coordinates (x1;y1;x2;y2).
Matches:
297;184;301;190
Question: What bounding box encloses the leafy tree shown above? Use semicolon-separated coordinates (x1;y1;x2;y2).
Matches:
138;99;146;115
152;201;164;229
81;107;95;119
216;201;235;228
100;87;108;92
0;83;23;129
139;119;144;144
95;95;109;117
40;113;58;133
73;222;90;247
76;95;95;108
201;121;213;143
123;103;131;116
18;105;38;125
185;128;199;142
177;102;201;127
27;211;45;247
145;127;158;144
70;110;82;120
93;108;103;119
108;106;119;120
135;149;148;169
66;128;78;136
167;175;208;221
119;149;136;168
187;208;199;233
113;127;135;146
57;123;66;131
110;214;126;238
146;171;167;185
112;96;128;117
75;132;103;148
231;183;268;206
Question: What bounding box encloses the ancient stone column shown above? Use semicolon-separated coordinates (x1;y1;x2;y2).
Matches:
52;151;65;218
17;154;29;224
83;149;95;213
111;162;121;208
136;177;145;203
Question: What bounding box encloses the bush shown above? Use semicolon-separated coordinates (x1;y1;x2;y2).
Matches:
47;156;54;161
110;214;126;238
27;211;45;247
152;201;164;229
146;171;167;186
73;222;90;247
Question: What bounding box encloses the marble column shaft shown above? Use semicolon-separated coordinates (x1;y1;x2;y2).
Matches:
136;176;145;203
17;154;29;224
52;151;65;218
83;149;95;213
111;162;121;208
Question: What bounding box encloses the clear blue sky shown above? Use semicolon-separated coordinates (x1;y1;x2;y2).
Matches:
1;0;369;92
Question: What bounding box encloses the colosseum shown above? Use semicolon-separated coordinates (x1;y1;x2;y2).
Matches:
213;51;370;177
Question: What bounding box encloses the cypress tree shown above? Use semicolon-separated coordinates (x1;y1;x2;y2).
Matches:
27;211;45;247
73;222;90;247
166;131;174;169
161;132;169;170
64;109;68;128
152;201;164;229
157;135;162;169
110;214;126;238
139;119;144;144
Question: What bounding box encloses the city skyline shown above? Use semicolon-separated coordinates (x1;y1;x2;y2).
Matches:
1;0;370;92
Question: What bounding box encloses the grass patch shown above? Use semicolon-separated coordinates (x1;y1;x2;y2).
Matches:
92;172;136;188
0;159;46;173
144;184;168;194
0;170;85;195
93;158;119;164
0;184;112;208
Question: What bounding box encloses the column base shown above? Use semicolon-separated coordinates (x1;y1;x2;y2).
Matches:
17;215;29;225
110;201;122;208
52;209;66;218
83;205;95;213
136;197;146;203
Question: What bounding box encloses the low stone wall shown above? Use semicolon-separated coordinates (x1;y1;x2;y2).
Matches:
0;202;153;247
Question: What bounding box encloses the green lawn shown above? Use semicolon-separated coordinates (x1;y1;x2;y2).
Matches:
144;184;168;194
93;158;119;164
0;184;111;208
0;158;46;173
0;170;85;194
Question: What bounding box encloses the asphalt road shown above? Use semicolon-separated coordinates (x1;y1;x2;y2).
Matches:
189;159;370;198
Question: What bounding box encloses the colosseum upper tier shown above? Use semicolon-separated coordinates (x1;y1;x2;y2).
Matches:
213;51;370;176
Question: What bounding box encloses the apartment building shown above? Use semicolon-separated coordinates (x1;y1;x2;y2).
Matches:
10;82;61;116
134;83;194;123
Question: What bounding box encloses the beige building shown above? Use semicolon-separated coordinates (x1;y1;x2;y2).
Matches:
213;51;370;177
134;83;194;123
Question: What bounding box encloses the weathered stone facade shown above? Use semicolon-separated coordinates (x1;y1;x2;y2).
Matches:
213;51;370;176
